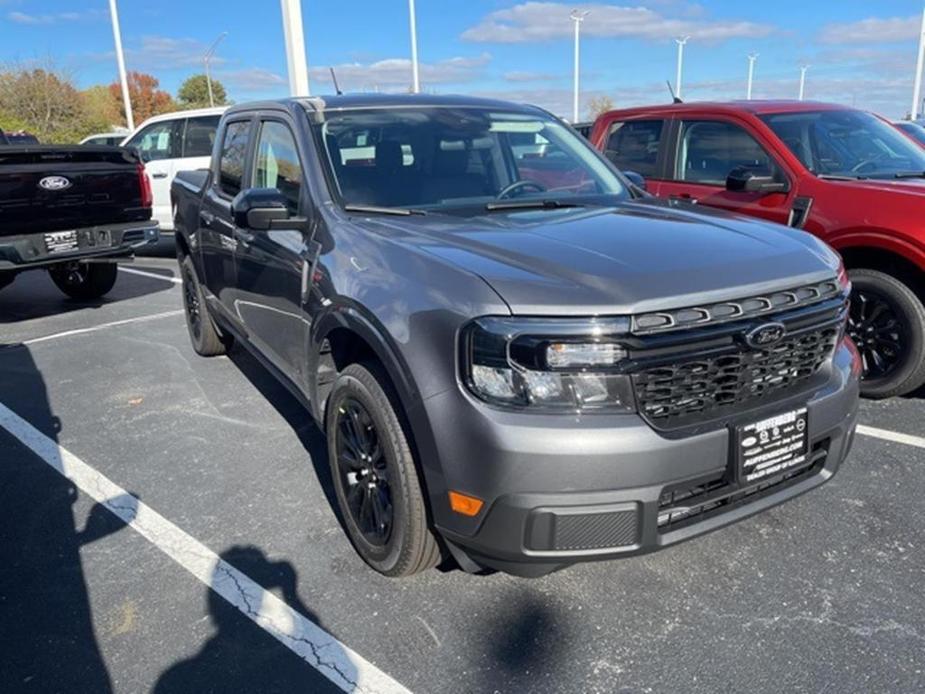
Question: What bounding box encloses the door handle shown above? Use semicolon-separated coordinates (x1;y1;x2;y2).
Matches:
151;172;168;179
199;210;215;226
669;194;698;205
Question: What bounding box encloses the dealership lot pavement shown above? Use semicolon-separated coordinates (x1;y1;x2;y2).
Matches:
2;259;924;694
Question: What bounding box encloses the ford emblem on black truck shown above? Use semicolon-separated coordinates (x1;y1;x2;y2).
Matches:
38;175;72;191
745;322;787;349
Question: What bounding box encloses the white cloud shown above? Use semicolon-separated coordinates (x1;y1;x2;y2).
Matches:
125;36;229;71
220;68;287;93
462;2;774;44
818;15;920;44
7;9;98;24
311;54;491;92
504;70;559;82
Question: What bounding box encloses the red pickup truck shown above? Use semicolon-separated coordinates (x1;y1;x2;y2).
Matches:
591;101;925;398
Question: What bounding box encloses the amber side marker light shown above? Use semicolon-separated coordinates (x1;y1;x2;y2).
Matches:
448;491;484;516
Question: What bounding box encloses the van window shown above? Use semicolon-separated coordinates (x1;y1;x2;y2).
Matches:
604;120;663;177
182;116;221;157
254;121;302;213
219;121;251;197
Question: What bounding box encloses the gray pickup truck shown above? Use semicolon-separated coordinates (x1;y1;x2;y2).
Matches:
0;144;158;299
172;95;860;578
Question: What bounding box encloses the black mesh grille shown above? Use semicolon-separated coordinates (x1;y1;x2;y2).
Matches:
633;326;839;427
552;510;638;551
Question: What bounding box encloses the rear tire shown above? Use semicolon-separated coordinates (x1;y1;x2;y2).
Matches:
48;261;117;300
326;363;440;577
180;255;229;356
848;268;925;398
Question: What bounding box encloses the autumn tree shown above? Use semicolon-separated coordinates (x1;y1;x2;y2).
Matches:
587;95;615;120
0;64;105;142
81;84;123;130
177;74;228;109
109;71;176;125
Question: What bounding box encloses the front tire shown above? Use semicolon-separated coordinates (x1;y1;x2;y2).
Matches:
326;363;440;577
180;255;230;356
48;261;117;300
848;268;925;398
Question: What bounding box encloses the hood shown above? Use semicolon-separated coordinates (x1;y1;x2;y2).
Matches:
361;200;840;315
826;176;925;197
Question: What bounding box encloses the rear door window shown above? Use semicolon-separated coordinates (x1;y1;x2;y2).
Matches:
676;120;780;185
253;121;303;213
218;120;252;197
182;116;221;158
603;120;664;177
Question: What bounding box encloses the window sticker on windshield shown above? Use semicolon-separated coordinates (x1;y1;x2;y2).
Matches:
490;122;544;133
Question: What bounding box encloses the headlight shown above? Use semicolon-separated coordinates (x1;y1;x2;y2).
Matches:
837;257;851;293
461;317;636;412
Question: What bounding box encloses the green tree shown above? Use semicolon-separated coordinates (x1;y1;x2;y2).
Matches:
81;84;123;130
177;74;228;109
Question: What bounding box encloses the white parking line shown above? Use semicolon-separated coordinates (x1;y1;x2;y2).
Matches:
0;402;412;694
23;310;184;345
857;425;925;450
119;266;182;284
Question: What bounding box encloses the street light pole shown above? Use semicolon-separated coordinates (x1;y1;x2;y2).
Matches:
913;7;925;119
107;0;133;130
746;53;758;100
798;64;809;101
675;36;690;100
570;9;589;123
280;0;310;96
203;32;228;108
408;0;420;93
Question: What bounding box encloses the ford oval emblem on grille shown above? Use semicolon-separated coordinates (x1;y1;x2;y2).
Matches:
745;322;787;349
38;176;72;191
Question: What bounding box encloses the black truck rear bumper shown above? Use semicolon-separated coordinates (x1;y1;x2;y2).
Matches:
0;222;159;271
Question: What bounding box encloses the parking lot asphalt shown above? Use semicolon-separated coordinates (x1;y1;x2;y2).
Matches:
2;258;924;694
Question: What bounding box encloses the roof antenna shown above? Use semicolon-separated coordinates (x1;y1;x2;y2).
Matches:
329;67;343;95
667;80;683;104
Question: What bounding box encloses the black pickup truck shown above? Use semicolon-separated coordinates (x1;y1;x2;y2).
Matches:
0;144;159;298
172;95;859;578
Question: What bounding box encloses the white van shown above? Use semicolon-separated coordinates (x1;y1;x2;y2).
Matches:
121;107;227;232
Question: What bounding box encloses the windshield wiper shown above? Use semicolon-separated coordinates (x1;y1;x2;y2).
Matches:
890;171;925;179
344;204;426;216
485;199;585;212
817;174;867;181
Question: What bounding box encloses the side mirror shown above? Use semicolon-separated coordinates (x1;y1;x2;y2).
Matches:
231;188;291;230
726;166;789;194
622;170;648;192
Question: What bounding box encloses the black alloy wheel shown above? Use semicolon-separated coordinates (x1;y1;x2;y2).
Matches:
334;398;393;546
847;288;905;380
183;263;203;343
179;255;228;356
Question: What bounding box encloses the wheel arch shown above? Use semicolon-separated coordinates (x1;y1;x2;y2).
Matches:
836;242;925;300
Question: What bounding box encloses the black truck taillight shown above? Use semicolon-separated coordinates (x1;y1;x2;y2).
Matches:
138;163;153;208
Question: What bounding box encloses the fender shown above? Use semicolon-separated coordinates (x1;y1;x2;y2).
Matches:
828;230;925;273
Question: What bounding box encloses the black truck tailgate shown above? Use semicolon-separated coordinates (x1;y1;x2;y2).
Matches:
0;146;151;237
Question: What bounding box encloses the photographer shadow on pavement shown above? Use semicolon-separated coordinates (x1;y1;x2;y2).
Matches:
154;545;347;694
0;345;130;693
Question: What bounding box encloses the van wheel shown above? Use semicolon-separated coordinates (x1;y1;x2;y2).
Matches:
326;363;440;577
180;255;229;356
848;268;925;398
48;261;118;300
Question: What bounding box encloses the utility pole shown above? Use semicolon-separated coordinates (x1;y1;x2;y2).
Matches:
798;64;809;101
280;0;310;96
913;7;925;119
107;0;134;130
746;53;758;100
570;9;590;123
675;36;690;100
408;0;420;93
204;32;228;108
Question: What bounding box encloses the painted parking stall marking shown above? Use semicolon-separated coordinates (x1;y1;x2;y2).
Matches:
0;402;412;694
118;266;183;284
857;424;925;450
23;310;184;346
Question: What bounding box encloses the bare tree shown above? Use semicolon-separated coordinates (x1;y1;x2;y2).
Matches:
586;95;615;120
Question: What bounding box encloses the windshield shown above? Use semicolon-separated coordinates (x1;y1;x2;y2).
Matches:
762;110;925;179
311;107;626;213
895;121;925;146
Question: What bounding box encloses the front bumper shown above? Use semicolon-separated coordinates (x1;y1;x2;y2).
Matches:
0;222;159;271
425;343;860;577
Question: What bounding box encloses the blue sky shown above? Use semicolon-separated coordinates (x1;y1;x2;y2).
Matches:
1;0;924;119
